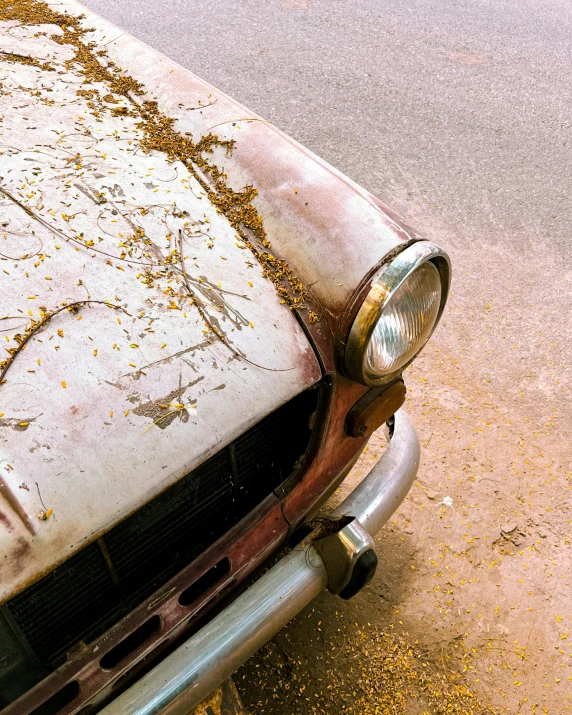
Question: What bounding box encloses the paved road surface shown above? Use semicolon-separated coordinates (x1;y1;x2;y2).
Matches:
83;1;572;712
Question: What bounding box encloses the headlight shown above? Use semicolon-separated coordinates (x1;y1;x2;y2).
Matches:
344;242;450;386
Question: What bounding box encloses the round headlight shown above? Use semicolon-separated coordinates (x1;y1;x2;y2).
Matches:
345;243;450;386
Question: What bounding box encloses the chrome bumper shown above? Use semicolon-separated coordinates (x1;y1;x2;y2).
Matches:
100;409;420;715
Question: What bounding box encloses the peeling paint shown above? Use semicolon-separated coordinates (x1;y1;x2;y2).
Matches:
0;415;42;431
28;441;51;453
132;376;205;428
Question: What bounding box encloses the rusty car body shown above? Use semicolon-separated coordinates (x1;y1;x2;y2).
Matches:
0;1;450;713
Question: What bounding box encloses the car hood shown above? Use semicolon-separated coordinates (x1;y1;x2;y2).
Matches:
0;0;414;601
0;7;322;601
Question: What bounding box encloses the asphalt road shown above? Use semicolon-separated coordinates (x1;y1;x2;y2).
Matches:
82;1;572;712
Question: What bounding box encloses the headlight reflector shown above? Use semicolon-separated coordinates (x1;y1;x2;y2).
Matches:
365;261;441;376
345;243;450;386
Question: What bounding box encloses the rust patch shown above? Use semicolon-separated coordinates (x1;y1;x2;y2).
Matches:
14;536;31;558
9;537;32;576
0;510;13;533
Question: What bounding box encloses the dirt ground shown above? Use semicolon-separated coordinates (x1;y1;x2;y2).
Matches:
236;229;571;714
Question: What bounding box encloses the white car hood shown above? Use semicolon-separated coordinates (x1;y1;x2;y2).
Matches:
0;6;321;600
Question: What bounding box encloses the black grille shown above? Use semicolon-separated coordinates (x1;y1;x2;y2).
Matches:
6;543;119;667
1;387;318;707
104;450;235;604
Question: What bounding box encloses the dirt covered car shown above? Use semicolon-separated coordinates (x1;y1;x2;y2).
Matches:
0;1;450;713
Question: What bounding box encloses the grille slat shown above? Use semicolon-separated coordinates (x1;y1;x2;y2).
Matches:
107;484;233;571
3;387;319;706
104;450;236;601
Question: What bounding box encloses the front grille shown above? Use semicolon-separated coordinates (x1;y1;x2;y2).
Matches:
104;450;235;605
6;543;119;668
1;387;319;707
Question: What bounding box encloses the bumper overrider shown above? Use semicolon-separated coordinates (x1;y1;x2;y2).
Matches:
101;408;420;715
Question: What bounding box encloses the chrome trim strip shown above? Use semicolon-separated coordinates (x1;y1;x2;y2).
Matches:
99;409;420;715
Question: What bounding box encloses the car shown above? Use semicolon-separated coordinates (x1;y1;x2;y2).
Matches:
0;1;450;713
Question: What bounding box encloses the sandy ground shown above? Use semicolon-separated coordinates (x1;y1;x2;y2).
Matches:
81;0;572;711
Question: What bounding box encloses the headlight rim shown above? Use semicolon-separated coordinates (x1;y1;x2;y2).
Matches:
344;242;451;387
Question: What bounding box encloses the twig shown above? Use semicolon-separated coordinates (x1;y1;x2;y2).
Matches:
35;481;47;511
0;300;125;384
208;117;272;130
178;230;294;373
186;100;217;111
0;184;163;267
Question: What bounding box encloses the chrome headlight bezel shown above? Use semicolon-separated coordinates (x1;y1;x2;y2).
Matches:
344;242;451;387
